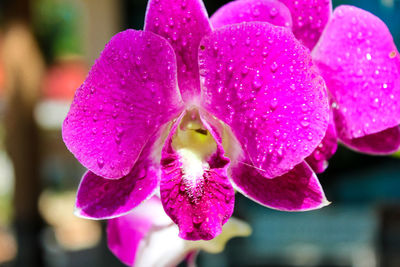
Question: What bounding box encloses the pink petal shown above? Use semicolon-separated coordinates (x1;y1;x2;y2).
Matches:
63;30;183;179
230;161;329;211
145;0;212;103
312;6;400;140
199;22;329;178
211;0;292;29
160;113;235;240
278;0;332;50
306;112;338;173
75;135;160;219
107;197;170;266
340;126;400;155
107;213;152;266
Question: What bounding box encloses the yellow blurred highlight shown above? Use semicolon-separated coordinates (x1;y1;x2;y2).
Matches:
188;217;252;254
0;228;16;263
39;191;101;251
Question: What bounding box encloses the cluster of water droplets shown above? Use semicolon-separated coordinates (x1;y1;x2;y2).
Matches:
280;0;330;49
315;6;400;138
69;31;184;172
199;23;327;173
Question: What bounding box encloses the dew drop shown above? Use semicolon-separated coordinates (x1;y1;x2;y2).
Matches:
193;215;204;224
116;127;124;137
252;75;262;89
112;111;118;119
115;136;121;144
269;7;278;17
181;0;187;9
270;98;278;110
270;61;278;72
262;47;269;57
301;103;308;112
241;66;249;76
301;121;310;128
97;157;104;168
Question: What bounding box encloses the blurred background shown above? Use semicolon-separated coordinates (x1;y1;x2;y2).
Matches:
0;0;399;266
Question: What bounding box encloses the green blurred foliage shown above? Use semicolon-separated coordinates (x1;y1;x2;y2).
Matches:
33;0;84;62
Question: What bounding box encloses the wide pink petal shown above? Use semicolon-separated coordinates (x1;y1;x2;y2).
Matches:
306;112;338;173
62;30;183;179
107;197;170;266
199;22;329;179
75;135;160;219
230;161;329;211
107;213;152;266
211;0;292;29
160;113;235;240
312;6;400;140
279;0;332;50
145;0;212;103
340;126;400;155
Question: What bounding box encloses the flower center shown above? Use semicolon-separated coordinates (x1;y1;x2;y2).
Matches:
171;109;217;188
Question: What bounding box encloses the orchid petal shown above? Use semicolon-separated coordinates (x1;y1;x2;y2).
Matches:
145;0;212;102
107;213;152;266
160;112;235;240
63;30;183;179
279;0;332;50
340;126;400;155
107;197;171;266
312;6;400;140
199;22;329;178
306;112;338;173
211;0;292;29
230;161;329;211
75;135;160;219
134;224;187;267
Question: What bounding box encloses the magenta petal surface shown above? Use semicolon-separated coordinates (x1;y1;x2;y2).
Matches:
199;22;329;178
340;126;400;155
279;0;331;50
306;113;338;173
230;161;329;211
63;30;183;179
145;0;212;102
211;0;292;29
160;115;235;240
107;197;170;266
75;136;159;219
107;213;152;266
312;6;400;140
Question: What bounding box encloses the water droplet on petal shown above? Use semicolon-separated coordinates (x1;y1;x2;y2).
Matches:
269;7;278;17
193;215;204;224
301;121;310;128
270;98;278;110
97;157;104;168
270;61;278;72
252;75;262;89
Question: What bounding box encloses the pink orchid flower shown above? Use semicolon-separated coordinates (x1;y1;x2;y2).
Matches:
63;0;331;240
107;196;251;267
212;0;400;173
